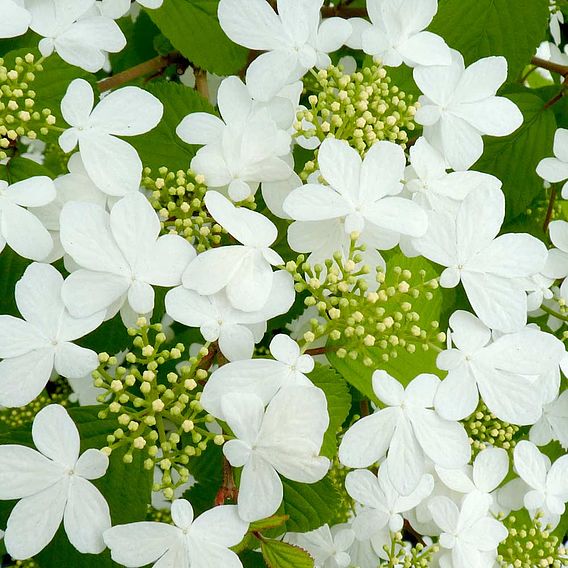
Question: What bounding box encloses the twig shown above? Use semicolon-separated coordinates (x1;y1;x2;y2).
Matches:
531;56;568;77
543;185;558;232
193;67;209;99
305;346;327;356
97;52;185;92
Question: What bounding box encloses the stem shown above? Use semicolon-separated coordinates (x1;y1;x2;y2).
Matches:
193;67;209;99
540;303;568;322
97;52;186;92
543;185;557;232
305;346;327;356
531;56;568;77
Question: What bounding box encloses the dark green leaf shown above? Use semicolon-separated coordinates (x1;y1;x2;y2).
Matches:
149;0;248;75
430;0;549;80
473;92;557;220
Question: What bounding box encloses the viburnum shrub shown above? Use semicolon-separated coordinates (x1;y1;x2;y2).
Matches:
1;1;568;567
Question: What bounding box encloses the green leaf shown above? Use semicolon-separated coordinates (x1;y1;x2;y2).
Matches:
430;0;549;80
282;476;341;533
473;92;557;220
0;248;30;316
148;0;248;75
307;365;351;459
241;550;267;568
2;156;54;183
260;539;314;568
128;80;216;173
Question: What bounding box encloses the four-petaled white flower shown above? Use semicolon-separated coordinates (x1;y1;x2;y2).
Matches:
60;192;195;321
530;390;568;450
284;138;428;240
513;440;568;529
201;333;316;419
414;185;548;332
349;0;451;68
414;51;523;170
0;0;31;38
29;0;126;72
218;0;352;100
435;310;565;424
0;263;103;407
165;272;294;362
543;220;568;301
537;128;568;199
59;78;163;195
222;386;330;521
346;467;434;534
0;176;56;261
0;405;111;559
104;499;248;568
177;77;293;202
339;371;471;496
428;493;508;568
182;191;285;312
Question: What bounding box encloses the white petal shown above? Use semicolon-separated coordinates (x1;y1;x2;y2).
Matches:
0;445;64;499
372;370;404;406
0;316;48;357
54;342;99;379
317;17;352;53
270;334;300;365
473;448;509;493
537;157;568;183
436;113;484;171
0;348;55;408
226;250;273;312
453;56;508;103
5;479;69;560
245;50;300;102
7;176;56;207
218;324;255;361
359;141;405;203
64;477;111;554
387;417;425;495
1;203;53;261
398;31;451;67
428;496;459;534
177;113;225;145
221;392;264;444
75;449;109;480
514;441;547;491
237;455;283;522
549;220;568;252
171;499;194;530
339;409;397;468
32;404;80;467
104;522;181;567
0;0;31;38
453;97;523;137
413;52;464;107
364;196;428;237
547;455;568;498
217;76;253;124
61;79;94;128
190;504;248;548
345;469;387;512
79;130;142;196
318;138;361;198
283;184;352;221
434;367;479;421
89;86;163;136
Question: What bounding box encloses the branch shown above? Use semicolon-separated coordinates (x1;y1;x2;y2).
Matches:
97;52;186;92
193;67;209;99
544;186;558;232
531;56;568;77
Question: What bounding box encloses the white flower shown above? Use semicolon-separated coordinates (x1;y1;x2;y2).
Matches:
60;192;195;320
201;334;315;419
0;263;103;407
414;51;523;170
550;4;565;45
349;0;450;67
513;440;568;529
284;138;427;240
0;0;31;38
346;467;434;535
177;77;293;202
59;79;163;195
218;0;351;100
287;524;355;568
222;386;330;521
28;0;126;72
429;493;508;568
99;0;163;19
543;220;568;301
435;448;509;511
339;372;470;496
537;129;568;199
182;191;285;312
104;499;248;568
34;153;109;262
0;405;111;559
435;311;565;424
0;176;56;261
165;272;295;362
414;185;548;332
530;390;568;450
404;137;502;214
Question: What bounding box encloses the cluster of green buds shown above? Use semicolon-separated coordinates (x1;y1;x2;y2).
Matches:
463;401;520;457
295;62;417;170
143;166;225;252
0;378;70;429
93;318;225;498
327;453;353;525
285;237;445;365
498;512;568;567
0;53;56;160
381;532;439;568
